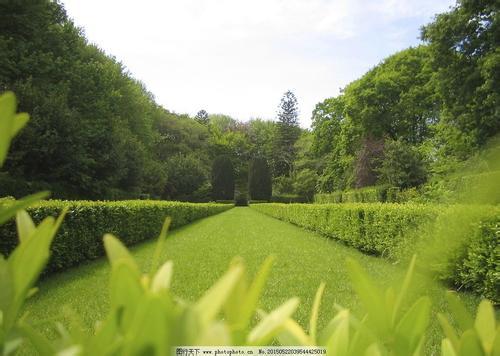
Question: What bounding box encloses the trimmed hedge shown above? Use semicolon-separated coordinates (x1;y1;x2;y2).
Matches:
270;194;308;203
251;203;499;302
0;200;233;274
315;185;393;204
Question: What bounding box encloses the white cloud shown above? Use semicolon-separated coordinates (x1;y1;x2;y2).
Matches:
62;0;455;127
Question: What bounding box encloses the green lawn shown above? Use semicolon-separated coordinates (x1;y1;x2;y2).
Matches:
23;207;478;352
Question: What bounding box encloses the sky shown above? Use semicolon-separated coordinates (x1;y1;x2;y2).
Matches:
62;0;456;128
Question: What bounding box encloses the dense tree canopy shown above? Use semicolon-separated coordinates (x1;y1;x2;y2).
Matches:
0;0;302;202
309;0;499;193
1;0;497;202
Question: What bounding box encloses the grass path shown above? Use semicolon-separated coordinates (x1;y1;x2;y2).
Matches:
24;207;478;350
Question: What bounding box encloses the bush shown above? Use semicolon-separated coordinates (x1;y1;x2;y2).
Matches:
292;169;318;202
314;185;392;204
377;139;427;189
211;155;235;200
248;158;272;200
234;191;248;206
270;194;307;203
251;203;499;301
314;191;343;203
0;200;232;274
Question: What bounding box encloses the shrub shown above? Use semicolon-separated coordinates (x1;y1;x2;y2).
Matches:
248;158;272;200
314;185;393;204
211;155;235;200
251;203;499;301
377;139;427;189
270;194;307;203
0;200;232;274
314;191;343;203
292;169;318;202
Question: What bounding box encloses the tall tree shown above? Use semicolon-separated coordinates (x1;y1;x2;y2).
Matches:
211;155;234;200
273;90;301;176
248;158;272;200
421;0;500;164
194;109;209;125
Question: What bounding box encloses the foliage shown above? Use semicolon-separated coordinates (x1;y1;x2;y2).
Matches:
211;155;235;200
163;154;208;201
353;137;384;188
195;109;209;125
377;139;428;189
273;90;301;177
251;203;499;301
270;195;308;204
438;292;499;356
248;158;272;201
421;0;500;159
0;95;497;354
311;0;500;194
0;2;301;202
314;186;391;204
292;169;318;202
0;200;232;275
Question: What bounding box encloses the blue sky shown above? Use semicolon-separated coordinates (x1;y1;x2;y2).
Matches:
62;0;456;128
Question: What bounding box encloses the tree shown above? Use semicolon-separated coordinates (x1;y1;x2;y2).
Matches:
194;109;209;125
163;154;208;201
421;0;500;164
376;139;427;189
293;169;318;201
248;158;272;200
344;46;437;143
354;137;385;188
273;90;301;176
311;97;345;157
211;155;234;200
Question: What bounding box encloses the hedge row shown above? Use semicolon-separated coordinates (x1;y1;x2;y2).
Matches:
271;194;308;203
251;203;499;302
0;200;233;274
315;185;394;204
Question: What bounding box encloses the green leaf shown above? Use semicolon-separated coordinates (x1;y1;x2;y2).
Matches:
474;300;496;354
326;310;350;356
438;313;460;351
364;343;382;356
17;321;56;356
277;318;312;346
240;255;275;327
16;210;36;243
394;297;431;354
0;91;16;166
247;298;300;345
442;339;458;356
122;296;170;355
11;113;29;138
458;330;483;356
0;191;49;226
0;256;13;321
309;282;326;343
446;291;474;331
103;234;140;274
195;262;243;327
392;255;416;326
151;260;173;293
149;217;171;276
346;258;389;337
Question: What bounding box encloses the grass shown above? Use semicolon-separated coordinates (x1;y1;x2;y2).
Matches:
22;207;479;353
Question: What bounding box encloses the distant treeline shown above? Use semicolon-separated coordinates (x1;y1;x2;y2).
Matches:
0;0;498;202
0;1;303;201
